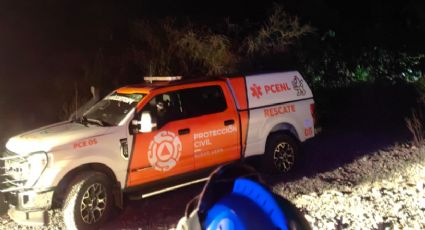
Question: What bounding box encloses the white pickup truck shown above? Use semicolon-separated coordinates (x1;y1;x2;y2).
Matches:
0;71;315;229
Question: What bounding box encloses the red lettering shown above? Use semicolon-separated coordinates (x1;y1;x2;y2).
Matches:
264;109;270;117
88;139;97;145
273;107;278;116
73;138;98;149
263;83;291;95
305;128;313;137
73;141;85;149
264;85;271;94
263;104;296;118
276;84;282;92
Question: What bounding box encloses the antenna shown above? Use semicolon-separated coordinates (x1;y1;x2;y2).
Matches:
75;83;78;119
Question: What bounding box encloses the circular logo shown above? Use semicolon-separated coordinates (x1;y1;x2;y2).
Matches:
148;131;182;172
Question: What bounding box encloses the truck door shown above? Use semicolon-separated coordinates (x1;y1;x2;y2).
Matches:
179;84;240;169
127;91;194;186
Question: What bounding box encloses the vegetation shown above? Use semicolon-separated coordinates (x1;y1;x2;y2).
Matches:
130;19;236;76
57;3;425;144
405;109;424;146
300;45;424;88
242;4;314;56
62;4;316;117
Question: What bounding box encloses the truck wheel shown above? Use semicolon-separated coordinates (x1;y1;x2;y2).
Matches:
63;172;113;230
263;134;299;174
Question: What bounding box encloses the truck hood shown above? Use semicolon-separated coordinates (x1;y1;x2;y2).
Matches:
5;121;114;155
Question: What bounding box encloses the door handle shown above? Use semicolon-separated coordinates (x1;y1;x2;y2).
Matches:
224;119;235;126
178;128;190;135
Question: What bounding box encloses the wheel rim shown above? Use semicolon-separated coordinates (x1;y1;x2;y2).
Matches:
273;142;295;172
80;183;107;224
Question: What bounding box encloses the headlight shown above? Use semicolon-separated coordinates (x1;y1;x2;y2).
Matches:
2;150;49;191
24;152;48;187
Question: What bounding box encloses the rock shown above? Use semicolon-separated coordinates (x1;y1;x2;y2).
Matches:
417;181;424;192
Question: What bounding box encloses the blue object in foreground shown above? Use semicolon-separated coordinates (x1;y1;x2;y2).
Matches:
204;178;289;230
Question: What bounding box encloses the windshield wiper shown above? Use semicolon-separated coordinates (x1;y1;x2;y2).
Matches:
86;118;104;126
86;118;113;127
72;115;88;127
72;115;112;127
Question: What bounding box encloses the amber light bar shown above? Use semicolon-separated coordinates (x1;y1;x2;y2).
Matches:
144;76;183;82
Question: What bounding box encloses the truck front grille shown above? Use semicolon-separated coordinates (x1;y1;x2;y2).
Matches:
0;150;27;192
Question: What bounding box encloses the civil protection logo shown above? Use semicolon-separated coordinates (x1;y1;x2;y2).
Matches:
250;83;263;99
148;131;182;172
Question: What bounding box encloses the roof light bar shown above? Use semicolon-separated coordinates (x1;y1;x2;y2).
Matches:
144;76;183;82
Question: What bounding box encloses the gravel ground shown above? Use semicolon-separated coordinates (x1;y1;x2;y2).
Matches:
274;144;425;229
1;129;424;229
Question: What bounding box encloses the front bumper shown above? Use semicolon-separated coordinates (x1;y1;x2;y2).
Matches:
3;189;54;211
8;207;49;226
0;149;54;225
1;189;54;226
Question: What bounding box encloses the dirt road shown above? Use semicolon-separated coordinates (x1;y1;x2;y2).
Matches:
104;125;412;229
0;124;414;229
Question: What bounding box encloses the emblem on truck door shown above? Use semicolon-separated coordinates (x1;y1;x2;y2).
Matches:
148;131;182;172
292;76;306;96
120;138;129;159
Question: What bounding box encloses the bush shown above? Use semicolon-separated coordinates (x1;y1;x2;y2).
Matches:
130;19;180;76
177;30;236;76
128;4;314;77
129;19;236;77
300;40;425;89
405;109;424;146
414;74;425;104
242;4;314;56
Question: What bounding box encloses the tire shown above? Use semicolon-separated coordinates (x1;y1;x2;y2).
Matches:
63;172;113;230
262;133;300;174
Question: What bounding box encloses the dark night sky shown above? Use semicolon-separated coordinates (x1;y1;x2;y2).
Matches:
0;0;424;129
0;0;424;86
0;0;274;89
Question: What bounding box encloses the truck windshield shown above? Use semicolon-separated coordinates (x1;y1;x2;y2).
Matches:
83;93;145;126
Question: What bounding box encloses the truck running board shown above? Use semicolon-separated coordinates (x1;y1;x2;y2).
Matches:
128;177;209;200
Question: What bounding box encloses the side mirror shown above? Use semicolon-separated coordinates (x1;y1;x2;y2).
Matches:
132;112;157;133
140;112;155;133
